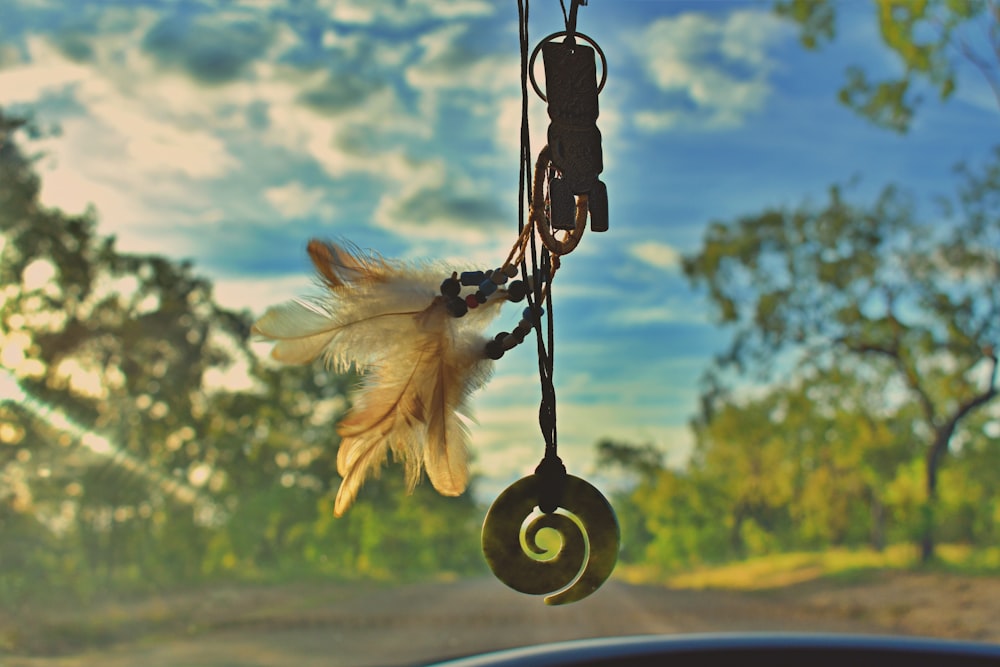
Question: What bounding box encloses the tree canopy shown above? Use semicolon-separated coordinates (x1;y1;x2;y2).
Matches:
605;364;1000;571
0;110;485;613
777;0;1000;131
602;0;1000;570
681;143;998;561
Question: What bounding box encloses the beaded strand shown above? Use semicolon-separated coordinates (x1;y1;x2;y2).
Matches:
438;263;546;360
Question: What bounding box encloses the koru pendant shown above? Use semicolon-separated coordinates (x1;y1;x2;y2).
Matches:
481;470;619;605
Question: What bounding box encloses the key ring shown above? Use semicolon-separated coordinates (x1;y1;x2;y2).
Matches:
528;31;608;102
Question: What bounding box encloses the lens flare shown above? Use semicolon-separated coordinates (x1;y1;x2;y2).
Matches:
0;368;222;521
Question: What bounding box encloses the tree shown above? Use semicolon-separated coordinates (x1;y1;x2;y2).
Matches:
0;108;488;602
0;108;257;591
691;367;920;554
776;0;1000;132
595;439;664;481
684;159;999;562
593;440;665;563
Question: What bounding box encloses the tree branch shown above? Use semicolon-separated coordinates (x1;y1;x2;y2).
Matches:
836;291;939;427
929;351;999;484
842;338;939;427
957;35;1000;112
946;366;998;434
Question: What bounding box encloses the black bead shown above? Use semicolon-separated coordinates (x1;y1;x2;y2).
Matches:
440;278;461;298
485;339;505;360
460;271;485;286
445;296;468;317
507;280;527;302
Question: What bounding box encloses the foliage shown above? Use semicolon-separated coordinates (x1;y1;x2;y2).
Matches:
609;369;999;573
647;544;1000;591
606;1;1000;577
680;152;999;561
0;110;485;608
776;0;999;132
596;439;664;480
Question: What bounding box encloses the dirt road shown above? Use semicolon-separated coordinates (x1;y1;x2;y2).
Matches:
3;578;888;667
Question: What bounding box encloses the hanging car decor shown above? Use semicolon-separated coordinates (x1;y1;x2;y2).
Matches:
252;0;618;605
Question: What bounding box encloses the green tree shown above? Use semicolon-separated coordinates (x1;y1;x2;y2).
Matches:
0;108;487;601
776;0;999;132
594;439;665;563
629;467;732;570
596;439;664;481
691;368;919;554
692;392;797;556
0;108;255;592
684;160;999;562
942;412;1000;546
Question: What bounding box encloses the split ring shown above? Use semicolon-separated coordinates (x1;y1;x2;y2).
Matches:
528;31;608;103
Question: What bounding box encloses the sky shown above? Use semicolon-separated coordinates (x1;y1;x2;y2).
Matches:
0;0;997;499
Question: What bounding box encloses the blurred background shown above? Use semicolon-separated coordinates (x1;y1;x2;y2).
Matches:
0;1;998;665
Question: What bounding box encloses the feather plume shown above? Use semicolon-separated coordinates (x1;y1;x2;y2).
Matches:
252;240;502;516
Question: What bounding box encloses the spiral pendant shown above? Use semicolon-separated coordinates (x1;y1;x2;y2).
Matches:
481;473;619;605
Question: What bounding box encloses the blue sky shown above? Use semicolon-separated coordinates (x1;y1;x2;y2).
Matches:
1;0;996;498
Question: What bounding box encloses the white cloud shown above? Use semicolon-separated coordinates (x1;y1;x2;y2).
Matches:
2;12;432;255
0;41;89;104
0;32;253;252
494;93;551;165
3;3;617;283
632;10;790;131
613;304;692;326
473;390;696;497
264;182;327;219
85;92;237;179
318;0;494;26
211;274;314;315
628;240;681;271
632;109;683;133
31;118;170;250
405;24;516;94
469;346;703;493
371;170;511;245
3;2;540;264
266;83;426;179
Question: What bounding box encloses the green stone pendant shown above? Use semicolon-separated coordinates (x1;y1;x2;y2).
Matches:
482;472;619;605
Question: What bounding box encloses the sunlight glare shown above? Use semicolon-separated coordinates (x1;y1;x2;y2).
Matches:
0;331;30;369
0;368;25;402
21;258;57;290
0;369;221;517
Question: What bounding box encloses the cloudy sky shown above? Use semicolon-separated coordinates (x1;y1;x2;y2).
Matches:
1;0;996;497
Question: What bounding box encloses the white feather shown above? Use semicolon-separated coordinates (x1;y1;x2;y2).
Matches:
251;299;341;365
252;240;503;516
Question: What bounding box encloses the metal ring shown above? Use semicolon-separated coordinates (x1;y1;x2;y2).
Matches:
528;31;608;103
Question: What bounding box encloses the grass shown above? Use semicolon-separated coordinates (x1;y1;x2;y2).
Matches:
617;544;1000;591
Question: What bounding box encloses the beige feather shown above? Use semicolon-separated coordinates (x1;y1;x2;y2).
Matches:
252;240;502;516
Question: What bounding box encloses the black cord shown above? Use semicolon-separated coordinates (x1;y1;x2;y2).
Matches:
520;0;566;513
563;0;583;45
518;0;530;242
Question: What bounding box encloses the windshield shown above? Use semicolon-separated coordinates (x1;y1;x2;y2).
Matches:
2;1;999;666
